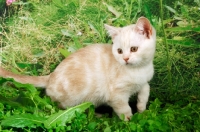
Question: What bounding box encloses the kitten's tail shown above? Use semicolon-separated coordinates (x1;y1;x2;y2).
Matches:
0;67;49;88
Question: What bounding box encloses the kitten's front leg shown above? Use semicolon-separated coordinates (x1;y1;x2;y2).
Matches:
137;83;150;112
108;96;132;121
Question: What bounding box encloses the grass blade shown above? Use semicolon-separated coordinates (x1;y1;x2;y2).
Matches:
165;26;200;32
44;102;92;129
1;114;46;128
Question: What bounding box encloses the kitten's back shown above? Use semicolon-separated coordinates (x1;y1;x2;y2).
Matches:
46;44;117;107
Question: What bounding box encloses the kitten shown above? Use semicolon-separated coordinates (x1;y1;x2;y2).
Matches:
0;17;156;120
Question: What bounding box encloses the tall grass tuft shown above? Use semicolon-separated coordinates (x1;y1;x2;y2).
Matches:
159;0;172;97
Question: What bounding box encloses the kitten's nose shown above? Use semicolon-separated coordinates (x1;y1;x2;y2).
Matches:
123;58;129;62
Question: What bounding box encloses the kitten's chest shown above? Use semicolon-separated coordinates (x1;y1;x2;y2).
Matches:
128;66;153;83
113;63;154;88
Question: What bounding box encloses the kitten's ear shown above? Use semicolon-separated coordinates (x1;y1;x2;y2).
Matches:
104;24;120;39
135;17;152;39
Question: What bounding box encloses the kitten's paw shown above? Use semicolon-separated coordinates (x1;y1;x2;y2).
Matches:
125;115;132;121
119;112;132;121
137;103;146;113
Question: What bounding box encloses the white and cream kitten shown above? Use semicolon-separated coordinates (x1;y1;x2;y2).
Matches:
0;17;156;120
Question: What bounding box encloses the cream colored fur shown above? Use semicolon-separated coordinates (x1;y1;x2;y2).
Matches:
0;17;156;120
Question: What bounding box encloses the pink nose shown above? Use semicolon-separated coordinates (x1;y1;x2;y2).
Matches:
123;58;129;62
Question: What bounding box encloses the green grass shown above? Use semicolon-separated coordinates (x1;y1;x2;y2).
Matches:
0;0;200;131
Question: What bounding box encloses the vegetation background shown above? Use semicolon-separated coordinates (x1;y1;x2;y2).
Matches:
0;0;200;131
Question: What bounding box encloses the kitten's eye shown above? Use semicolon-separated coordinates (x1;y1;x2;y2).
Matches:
130;47;138;52
117;48;123;54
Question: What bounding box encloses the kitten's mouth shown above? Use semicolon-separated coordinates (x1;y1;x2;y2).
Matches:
125;62;133;66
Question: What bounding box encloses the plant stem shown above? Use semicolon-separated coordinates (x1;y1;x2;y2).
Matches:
159;0;173;95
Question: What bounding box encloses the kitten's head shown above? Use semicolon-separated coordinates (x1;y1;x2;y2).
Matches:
105;17;156;67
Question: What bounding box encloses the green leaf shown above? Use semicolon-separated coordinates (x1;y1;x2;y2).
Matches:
164;5;177;14
149;98;162;111
194;0;200;6
104;127;111;132
0;95;28;110
16;63;34;69
61;29;74;37
88;22;100;35
52;0;65;9
104;3;122;18
44;102;92;129
144;4;154;26
130;123;137;131
1;114;46;128
0;77;50;108
0;77;37;93
176;21;188;27
59;48;71;58
165;25;200;32
167;39;200;47
88;122;97;130
14;82;36;93
12;1;29;5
